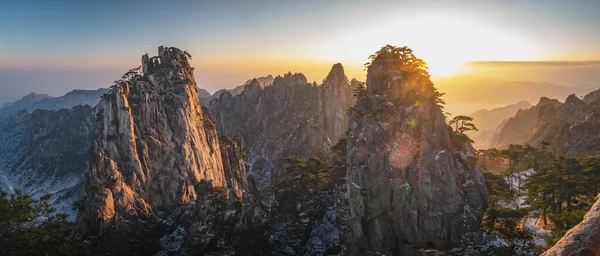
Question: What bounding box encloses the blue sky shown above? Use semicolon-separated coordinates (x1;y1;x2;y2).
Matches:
1;0;599;99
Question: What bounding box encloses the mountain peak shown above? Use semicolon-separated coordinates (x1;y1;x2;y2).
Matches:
565;93;584;106
273;72;307;87
22;92;51;101
582;88;600;105
141;46;193;78
537;96;561;106
345;45;487;253
322;63;348;85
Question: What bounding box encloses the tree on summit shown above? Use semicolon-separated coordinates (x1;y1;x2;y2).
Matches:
365;44;430;77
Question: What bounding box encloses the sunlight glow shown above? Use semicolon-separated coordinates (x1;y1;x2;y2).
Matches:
319;12;540;77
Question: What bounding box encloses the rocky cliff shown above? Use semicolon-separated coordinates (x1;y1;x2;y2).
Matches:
208;64;355;192
490;89;600;156
0;106;94;217
344;46;488;254
79;46;245;239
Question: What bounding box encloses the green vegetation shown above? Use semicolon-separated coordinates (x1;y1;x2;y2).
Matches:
0;189;87;255
449;115;477;147
352;82;366;99
480;142;600;248
524;155;600;244
449;115;478;134
269;156;332;200
365;45;429;77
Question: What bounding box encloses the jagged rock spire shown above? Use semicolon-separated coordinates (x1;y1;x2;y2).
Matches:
79;47;239;242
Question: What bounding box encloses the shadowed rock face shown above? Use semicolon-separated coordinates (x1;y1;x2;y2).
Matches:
79;46;243;236
208;64;355;193
344;50;488;253
0;106;94;217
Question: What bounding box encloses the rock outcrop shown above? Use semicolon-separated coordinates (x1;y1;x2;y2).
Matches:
344;46;488;254
542;194;600;256
208;64;355;192
79;46;245;238
0;106;94;217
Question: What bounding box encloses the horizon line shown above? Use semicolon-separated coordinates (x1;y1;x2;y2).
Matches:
467;60;600;66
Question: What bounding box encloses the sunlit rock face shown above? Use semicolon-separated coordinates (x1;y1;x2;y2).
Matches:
208;64;355;193
542;194;600;256
0;106;94;217
344;48;488;253
79;47;242;236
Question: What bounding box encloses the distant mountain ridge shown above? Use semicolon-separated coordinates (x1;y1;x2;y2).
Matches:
468;101;532;148
200;75;275;105
0;88;108;122
435;75;595;115
487;88;600;156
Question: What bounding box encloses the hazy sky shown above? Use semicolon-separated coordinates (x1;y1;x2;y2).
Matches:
1;0;600;100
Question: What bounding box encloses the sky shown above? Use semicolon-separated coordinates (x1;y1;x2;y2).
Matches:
1;0;600;102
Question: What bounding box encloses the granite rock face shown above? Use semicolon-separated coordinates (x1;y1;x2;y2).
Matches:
0;106;94;217
344;48;488;253
208;64;355;192
542;194;600;256
79;46;245;237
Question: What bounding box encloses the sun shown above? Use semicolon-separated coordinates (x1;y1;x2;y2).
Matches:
426;57;467;77
319;12;539;78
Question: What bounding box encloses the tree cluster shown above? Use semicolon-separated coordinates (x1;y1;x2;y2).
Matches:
524;155;600;244
0;189;87;255
479;141;600;248
353;45;446;115
269;157;331;200
365;45;430;78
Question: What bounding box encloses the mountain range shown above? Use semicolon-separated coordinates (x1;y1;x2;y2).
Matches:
2;45;599;255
